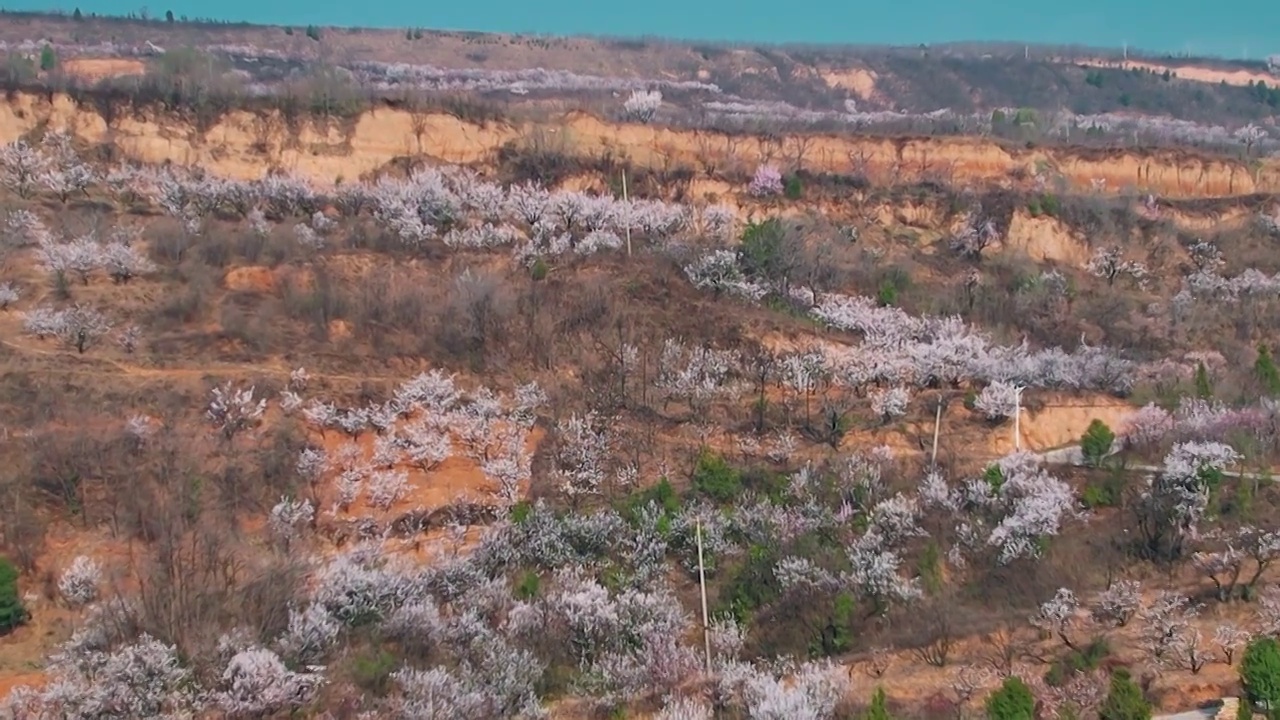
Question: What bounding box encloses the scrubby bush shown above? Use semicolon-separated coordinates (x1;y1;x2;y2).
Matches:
0;556;25;634
1099;668;1151;720
784;174;803;200
692;449;742;502
748;165;783;197
985;676;1035;720
1256;345;1280;396
865;686;895;720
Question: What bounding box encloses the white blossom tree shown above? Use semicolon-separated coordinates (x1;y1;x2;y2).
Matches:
949;216;999;260
101;240;156;284
268;497;315;548
211;646;325;717
553;412;610;506
57;556;102;608
1031;588;1081;650
23;304;112;353
1138;592;1202;667
974;380;1021;421
276;604;339;665
367;470;411;510
0;282;18;310
740;660;849;720
1091;580;1141;627
748;165;783;197
1086;246;1149;288
1214;623;1250;665
206;382;267;441
1137;442;1241;561
4;633;200;718
0;139;46;198
40;131;95;203
622;89;663;123
981;452;1076;564
870;387;910;422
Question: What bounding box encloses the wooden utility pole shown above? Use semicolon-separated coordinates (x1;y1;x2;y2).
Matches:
621;169;632;257
696;517;711;672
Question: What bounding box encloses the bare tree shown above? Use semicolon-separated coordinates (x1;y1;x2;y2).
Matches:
783;134;815;173
1030;588;1081;651
745;345;776;434
913;601;955;667
952;666;994;707
693;131;720;177
983;621;1030;677
448;267;511;367
1214;623;1251;665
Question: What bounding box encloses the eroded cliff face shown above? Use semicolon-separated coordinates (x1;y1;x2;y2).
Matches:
1;92;1276;198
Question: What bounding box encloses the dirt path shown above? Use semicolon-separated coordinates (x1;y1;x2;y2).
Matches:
0;337;410;386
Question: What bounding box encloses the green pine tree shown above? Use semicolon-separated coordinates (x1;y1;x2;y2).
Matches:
1194;361;1213;399
1242;638;1280;716
1081;419;1117;467
865;686;894;720
986;677;1036;720
1255;345;1280;396
0;556;27;634
1099;668;1151;720
39;44;56;72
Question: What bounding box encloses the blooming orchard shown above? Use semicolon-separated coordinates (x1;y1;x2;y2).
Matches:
1;104;1277;719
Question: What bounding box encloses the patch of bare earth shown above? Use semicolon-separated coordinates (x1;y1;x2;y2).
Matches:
820;68;879;100
59;58;147;81
1073;57;1278;88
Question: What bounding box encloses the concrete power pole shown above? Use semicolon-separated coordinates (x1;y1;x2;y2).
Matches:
1013;386;1026;451
930;400;942;467
696;517;712;672
622;169;632;257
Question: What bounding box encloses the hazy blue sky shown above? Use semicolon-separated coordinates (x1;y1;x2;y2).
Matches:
7;0;1279;59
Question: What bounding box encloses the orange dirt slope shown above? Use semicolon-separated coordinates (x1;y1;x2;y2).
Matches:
0;92;1276;198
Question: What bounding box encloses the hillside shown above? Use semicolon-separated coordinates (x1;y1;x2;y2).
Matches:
0;15;1279;720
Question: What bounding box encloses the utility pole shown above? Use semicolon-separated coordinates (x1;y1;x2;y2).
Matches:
1013;386;1025;451
930;399;942;467
621;169;632;257
696;517;712;672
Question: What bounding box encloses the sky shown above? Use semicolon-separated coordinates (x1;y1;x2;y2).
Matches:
5;0;1279;60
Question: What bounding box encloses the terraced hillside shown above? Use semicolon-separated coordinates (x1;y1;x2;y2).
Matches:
0;18;1277;720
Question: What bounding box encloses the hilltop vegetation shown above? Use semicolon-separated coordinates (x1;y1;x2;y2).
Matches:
0;10;1277;156
0;12;1277;720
